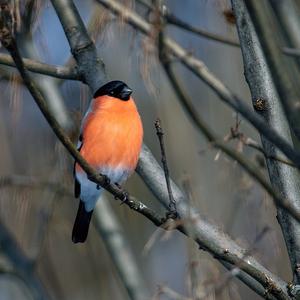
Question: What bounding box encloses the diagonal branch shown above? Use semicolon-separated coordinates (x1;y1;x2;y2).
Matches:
244;0;300;142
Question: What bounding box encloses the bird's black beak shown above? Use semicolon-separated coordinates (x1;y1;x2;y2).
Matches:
121;86;133;100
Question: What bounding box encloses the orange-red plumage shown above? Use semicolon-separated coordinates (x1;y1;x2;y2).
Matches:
76;95;143;173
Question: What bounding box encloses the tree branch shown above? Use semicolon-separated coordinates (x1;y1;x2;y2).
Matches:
0;53;80;80
244;0;300;142
51;0;107;94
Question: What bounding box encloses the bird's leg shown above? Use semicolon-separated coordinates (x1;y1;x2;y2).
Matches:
114;183;129;204
100;174;111;189
88;173;110;190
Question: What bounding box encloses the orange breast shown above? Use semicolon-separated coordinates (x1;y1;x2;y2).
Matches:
76;95;143;173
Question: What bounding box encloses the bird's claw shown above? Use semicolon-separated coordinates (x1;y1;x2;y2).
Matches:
114;183;129;205
115;182;121;188
166;210;178;219
88;173;111;190
120;190;129;205
102;174;111;187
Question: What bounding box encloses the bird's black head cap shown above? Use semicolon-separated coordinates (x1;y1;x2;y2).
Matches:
93;80;132;101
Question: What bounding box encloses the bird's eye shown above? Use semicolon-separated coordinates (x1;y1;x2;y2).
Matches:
109;91;114;95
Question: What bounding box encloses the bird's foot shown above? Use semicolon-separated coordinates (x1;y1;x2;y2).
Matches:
90;174;110;190
119;190;129;205
114;183;129;204
115;182;124;189
166;210;178;219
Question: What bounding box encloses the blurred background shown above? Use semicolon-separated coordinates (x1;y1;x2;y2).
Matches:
0;0;294;299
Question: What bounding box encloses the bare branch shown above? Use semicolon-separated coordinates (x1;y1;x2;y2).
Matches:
232;0;300;289
220;261;278;300
0;53;80;79
136;0;240;47
225;126;296;168
244;0;300;142
51;0;107;93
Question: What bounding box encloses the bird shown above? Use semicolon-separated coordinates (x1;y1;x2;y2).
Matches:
72;80;143;243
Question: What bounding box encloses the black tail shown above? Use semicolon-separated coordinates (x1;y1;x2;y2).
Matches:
72;200;93;243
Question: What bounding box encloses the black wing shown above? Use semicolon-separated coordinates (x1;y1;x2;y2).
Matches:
74;134;83;198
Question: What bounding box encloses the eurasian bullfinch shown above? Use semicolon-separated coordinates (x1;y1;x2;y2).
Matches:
72;80;143;243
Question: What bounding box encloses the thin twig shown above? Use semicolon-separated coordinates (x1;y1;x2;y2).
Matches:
224;125;296;168
154;118;177;218
136;0;240;47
